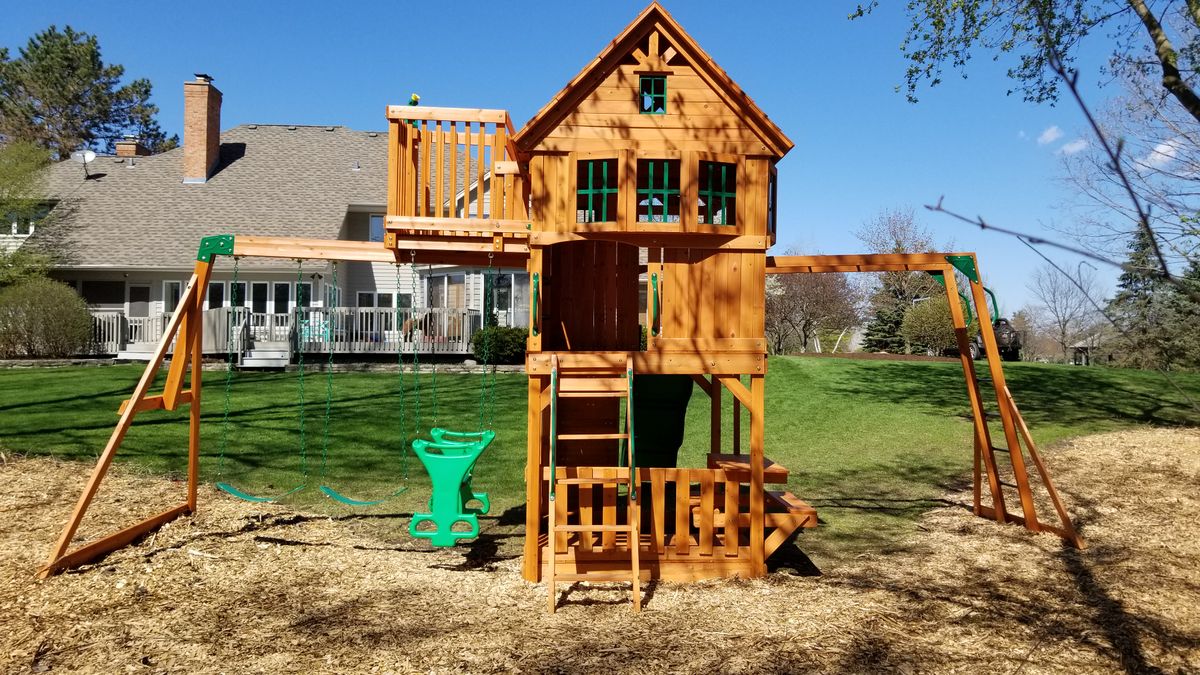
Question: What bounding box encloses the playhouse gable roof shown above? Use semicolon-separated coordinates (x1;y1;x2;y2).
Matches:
513;2;794;158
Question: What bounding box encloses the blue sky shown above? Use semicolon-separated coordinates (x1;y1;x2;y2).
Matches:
2;1;1122;310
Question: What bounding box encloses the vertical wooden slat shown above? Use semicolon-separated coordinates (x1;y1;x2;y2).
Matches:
710;375;722;455
699;471;714;556
491;123;505;219
750;374;766;575
387;120;400;216
602;468;617;551
523;374;545;581
652;469;666;554
423;121;433;217
448;122;459;219
476;122;486;218
578;466;593;553
724;477;739;557
675;468;690;554
554;473;569;553
435;122;445;219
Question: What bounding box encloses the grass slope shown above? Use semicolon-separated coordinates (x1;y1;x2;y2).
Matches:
2;357;1196;559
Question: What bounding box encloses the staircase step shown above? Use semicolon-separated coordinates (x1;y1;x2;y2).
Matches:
558;432;628;441
552;524;634;533
766;490;818;516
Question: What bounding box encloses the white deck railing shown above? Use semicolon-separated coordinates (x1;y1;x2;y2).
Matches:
88;306;525;356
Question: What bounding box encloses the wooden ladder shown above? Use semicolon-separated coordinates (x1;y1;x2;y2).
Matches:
547;354;642;612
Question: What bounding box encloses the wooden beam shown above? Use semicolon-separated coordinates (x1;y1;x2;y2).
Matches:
386;105;508;124
527;351;765;376
766;253;978;275
749;374;766;576
39;504;190;578
117;391;194;415
716;375;753;409
385;215;531;234
188;262;210;510
232;235;528;266
689;373;712;397
529;231;768;251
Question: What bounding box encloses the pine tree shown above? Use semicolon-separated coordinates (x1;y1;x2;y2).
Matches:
1107;229;1174;369
861;304;907;353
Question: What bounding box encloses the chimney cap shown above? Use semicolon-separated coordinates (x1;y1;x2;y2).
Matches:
122;134;139;141
194;73;214;83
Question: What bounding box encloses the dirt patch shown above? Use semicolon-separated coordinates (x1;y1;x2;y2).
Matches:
2;428;1198;673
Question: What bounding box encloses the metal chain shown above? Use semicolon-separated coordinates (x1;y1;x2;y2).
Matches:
428;260;439;428
478;254;494;431
394;261;409;481
321;262;337;478
219;257;241;476
410;251;422;437
295;259;309;478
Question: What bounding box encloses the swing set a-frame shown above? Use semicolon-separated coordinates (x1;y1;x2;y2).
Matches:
42;6;1083;612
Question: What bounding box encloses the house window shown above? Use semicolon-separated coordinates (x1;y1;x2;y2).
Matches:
357;292;375;308
164;281;182;313
231;282;248;307
636;159;680;223
493;273;512;312
639;75;666;114
207;282;225;310
297;282;312;308
369;214;385;242
698;161;736;226
398;293;413;309
273;282;290;314
251;282;269;314
576;159;618;223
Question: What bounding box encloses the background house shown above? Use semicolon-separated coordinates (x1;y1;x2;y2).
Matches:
22;75;525;363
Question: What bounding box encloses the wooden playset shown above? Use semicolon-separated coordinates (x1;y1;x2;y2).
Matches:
41;3;1081;613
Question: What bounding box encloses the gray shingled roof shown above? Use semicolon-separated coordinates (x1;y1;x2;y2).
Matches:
38;124;388;271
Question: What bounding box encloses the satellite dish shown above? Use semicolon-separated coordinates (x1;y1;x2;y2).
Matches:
71;150;96;164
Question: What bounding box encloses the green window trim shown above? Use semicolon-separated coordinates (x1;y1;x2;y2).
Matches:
636;159;681;223
640;75;666;115
698;161;736;226
576;159;618;223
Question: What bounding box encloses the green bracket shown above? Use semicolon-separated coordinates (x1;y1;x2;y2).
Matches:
945;255;979;284
196;234;234;263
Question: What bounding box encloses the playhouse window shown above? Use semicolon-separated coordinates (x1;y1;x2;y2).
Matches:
636;159;680;223
640;76;666;114
576;159;618;223
767;165;778;241
697;161;737;226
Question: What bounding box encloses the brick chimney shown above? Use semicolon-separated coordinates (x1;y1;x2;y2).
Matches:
115;135;150;157
183;74;222;184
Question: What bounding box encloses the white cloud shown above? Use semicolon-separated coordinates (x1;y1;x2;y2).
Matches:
1057;138;1088;156
1141;139;1180;169
1037;125;1063;145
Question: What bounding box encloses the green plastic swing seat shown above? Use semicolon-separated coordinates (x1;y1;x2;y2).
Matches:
215;482;306;503
409;430;494;547
318;484;408;507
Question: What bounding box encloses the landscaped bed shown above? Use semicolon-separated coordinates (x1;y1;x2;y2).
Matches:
2;427;1197;673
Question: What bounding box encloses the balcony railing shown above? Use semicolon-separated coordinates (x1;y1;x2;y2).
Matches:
88;306;527;357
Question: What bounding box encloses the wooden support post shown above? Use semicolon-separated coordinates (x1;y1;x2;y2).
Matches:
523;374;545;582
187;261;212;510
41;265;205;577
732;392;741;455
710;375;722;455
749;374;766;576
943;269;1006;522
967;260;1040;531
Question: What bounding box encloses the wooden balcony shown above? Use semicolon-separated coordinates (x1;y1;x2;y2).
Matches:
384;106;531;263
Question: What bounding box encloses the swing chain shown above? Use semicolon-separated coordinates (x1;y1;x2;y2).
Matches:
219;256;241;476
320;262;337;478
410;251;422;438
295;259;309;478
478;253;496;431
395;260;409;481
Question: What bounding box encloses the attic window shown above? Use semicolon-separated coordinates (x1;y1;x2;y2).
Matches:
698;161;736;226
637;159;680;223
576;159;618;223
640;76;666;114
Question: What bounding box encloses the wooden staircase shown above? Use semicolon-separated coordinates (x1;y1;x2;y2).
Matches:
546;354;642;612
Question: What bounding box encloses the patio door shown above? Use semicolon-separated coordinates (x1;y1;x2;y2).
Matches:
127;285;150;343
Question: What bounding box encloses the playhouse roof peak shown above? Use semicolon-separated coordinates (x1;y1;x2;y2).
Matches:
513;2;794;158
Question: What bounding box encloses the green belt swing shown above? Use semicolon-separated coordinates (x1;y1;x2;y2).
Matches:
408;254;499;546
216;257;309;502
317;261;413;507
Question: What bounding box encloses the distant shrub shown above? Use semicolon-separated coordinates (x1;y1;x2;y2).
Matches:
901;296;979;355
0;277;93;358
471;326;527;365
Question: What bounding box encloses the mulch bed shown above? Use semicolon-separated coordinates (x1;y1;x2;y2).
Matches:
1;428;1197;673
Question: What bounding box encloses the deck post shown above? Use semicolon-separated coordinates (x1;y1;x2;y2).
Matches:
749;373;766;576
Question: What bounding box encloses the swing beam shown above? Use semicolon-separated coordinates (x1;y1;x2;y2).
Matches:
39;234;524;578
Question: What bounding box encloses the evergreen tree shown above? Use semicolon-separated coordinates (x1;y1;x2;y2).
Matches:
861;304;907;353
1164;259;1200;370
1107;228;1175;369
0;26;177;159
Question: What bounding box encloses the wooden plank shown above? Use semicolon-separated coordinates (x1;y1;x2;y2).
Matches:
117;391;194;415
386;105;508;123
385;216;530;234
698;472;714;556
602;468;617;550
476;122;486;218
652;469;666;554
528;231;767;251
435;122;446;219
554;480;569;553
535;137;773;155
39;504;190;578
523;375;544;582
578;466;594;553
732;394;742;454
749;374;766;576
674;468;690;554
653;337;765;352
717;375;753;409
527;350;765;376
387;120;400;215
767;253;977;274
710;376;722;455
706;453;789;483
724;479;739;557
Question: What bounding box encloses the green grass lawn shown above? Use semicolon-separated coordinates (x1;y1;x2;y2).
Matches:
2;357;1197;560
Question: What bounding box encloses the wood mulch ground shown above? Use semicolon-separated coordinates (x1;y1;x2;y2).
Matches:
1;428;1197;674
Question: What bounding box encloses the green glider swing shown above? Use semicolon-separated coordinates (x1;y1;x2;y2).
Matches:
408;256;499;546
215;257;309;502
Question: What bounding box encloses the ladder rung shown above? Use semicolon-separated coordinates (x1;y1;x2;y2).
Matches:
558;390;628;398
552;524;634;532
558;432;628;441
